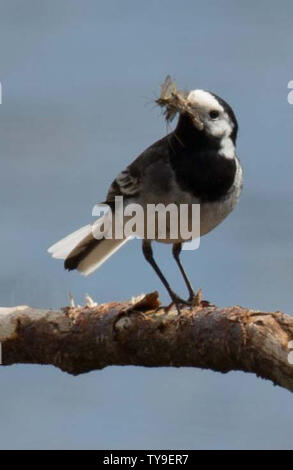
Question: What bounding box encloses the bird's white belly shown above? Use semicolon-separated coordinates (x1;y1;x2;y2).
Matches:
199;193;238;236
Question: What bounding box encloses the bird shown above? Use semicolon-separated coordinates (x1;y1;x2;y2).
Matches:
48;78;243;313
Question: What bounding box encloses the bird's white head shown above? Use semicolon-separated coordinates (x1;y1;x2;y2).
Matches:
187;89;237;142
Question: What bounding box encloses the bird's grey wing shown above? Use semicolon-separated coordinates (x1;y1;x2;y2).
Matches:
106;167;141;203
106;134;171;203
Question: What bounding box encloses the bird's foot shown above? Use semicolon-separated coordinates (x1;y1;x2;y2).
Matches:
154;294;186;315
154;304;170;314
187;289;202;307
169;294;193;315
155;292;203;316
154;300;179;315
170;290;203;313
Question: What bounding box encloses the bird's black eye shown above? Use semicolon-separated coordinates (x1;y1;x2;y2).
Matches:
209;110;220;119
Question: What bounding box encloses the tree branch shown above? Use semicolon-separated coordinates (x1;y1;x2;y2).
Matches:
1;292;293;392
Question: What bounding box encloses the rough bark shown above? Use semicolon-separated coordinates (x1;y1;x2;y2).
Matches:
0;292;293;393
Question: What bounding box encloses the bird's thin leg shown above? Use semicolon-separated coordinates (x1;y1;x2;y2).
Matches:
172;243;197;303
142;240;183;314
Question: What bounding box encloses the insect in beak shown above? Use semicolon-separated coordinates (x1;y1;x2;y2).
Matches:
156;75;204;131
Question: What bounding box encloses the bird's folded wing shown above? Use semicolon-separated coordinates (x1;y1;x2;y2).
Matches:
106;167;141;201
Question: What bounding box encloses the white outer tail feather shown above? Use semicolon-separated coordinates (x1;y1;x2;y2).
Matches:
48;217;130;276
48;225;92;260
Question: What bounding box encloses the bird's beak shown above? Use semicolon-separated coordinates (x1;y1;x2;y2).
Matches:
185;94;203;131
187;105;204;131
156;76;204;130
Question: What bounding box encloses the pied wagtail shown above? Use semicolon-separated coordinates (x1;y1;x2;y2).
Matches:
48;78;243;313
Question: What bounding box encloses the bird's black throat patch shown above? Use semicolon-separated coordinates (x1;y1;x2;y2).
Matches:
168;114;237;202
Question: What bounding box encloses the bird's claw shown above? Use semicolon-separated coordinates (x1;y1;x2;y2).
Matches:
154;290;203;316
154;301;177;314
187;289;202;307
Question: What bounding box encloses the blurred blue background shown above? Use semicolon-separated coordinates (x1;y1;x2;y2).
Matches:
0;0;293;450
